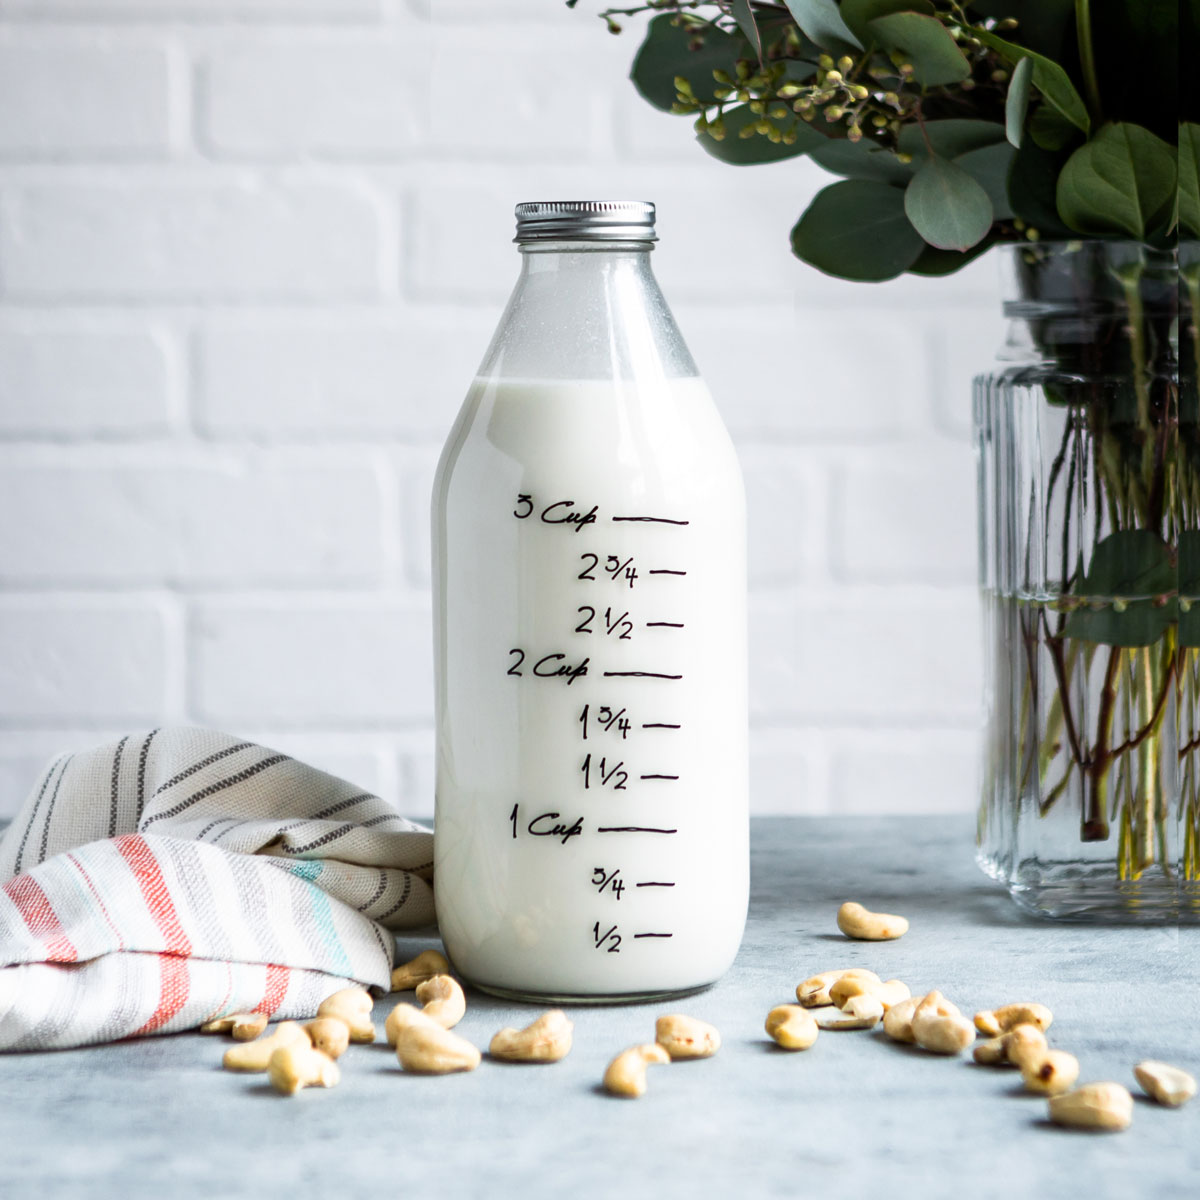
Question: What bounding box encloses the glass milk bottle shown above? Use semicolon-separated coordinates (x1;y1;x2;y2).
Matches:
432;201;748;1000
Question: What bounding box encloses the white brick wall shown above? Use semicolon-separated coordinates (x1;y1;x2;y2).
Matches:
0;1;1003;820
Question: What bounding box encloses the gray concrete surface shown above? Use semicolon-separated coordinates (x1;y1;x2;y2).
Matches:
0;816;1196;1200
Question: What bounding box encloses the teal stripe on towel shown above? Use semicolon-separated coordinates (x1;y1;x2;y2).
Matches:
286;860;353;979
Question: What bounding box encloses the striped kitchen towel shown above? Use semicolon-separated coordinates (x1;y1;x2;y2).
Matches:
0;728;435;1051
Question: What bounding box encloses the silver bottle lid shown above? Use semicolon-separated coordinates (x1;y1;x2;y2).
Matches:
514;200;657;243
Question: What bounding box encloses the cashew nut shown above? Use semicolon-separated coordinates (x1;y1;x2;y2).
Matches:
765;1005;819;1050
813;993;883;1030
796;968;880;1008
655;1014;721;1060
974;1023;1050;1068
222;1020;309;1072
1021;1049;1080;1096
391;948;450;993
393;1008;481;1074
882;995;919;1043
911;991;975;1055
1134;1060;1196;1108
384;1002;424;1045
414;974;466;1030
489;1010;574;1063
201;1011;268;1041
304;1017;351;1060
836;901;908;941
316;987;375;1043
829;975;910;1011
974;1003;1053;1037
386;974;468;1046
603;1043;670;1098
972;1036;1011;1066
1047;1082;1133;1131
1002;1024;1048;1070
267;1042;340;1096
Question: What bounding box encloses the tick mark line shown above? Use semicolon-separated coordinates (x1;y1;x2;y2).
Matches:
639;774;679;781
603;671;683;680
612;516;690;526
597;826;678;835
642;723;681;730
635;881;676;888
645;622;684;628
633;932;674;939
648;569;687;576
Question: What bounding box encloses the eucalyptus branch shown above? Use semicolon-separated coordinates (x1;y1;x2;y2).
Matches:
1074;0;1104;125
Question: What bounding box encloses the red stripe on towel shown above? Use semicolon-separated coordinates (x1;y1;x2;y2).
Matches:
258;962;291;1016
2;873;78;962
133;953;191;1036
114;834;192;956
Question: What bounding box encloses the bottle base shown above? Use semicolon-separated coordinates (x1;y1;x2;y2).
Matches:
469;979;717;1006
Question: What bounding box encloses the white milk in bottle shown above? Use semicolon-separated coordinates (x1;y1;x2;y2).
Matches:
432;201;747;999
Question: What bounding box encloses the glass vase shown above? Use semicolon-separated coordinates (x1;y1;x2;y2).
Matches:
975;240;1197;921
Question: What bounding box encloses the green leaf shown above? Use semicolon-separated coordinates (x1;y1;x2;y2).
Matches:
1056;123;1177;239
1005;54;1032;148
954;141;1015;220
631;14;743;112
972;29;1089;134
866;12;970;87
1181;123;1200;239
782;0;862;53
1029;105;1079;152
840;0;934;43
906;236;996;276
904;156;993;251
1007;139;1073;236
730;0;763;62
808;136;915;184
698;104;826;165
1065;530;1177;647
791;179;925;281
896;119;1007;161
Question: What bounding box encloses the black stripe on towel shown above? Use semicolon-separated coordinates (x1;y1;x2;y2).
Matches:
134;728;160;825
356;870;389;914
142;754;289;828
312;793;375;821
36;754;74;868
377;871;413;921
149;741;254;802
108;735;130;838
282;813;398;855
13;755;65;874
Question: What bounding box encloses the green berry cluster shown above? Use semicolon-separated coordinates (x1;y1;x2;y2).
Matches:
659;4;1012;157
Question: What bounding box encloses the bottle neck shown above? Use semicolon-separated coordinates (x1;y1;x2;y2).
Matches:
474;239;696;383
515;240;657;283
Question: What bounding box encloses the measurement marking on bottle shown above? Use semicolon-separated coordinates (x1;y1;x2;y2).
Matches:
593;922;622;952
639;774;679;781
642;722;681;730
580;704;630;739
603;671;683;680
633;932;674;939
635;881;675;888
597;825;678;835
647;569;687;576
645;622;684;629
612;516;690;526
